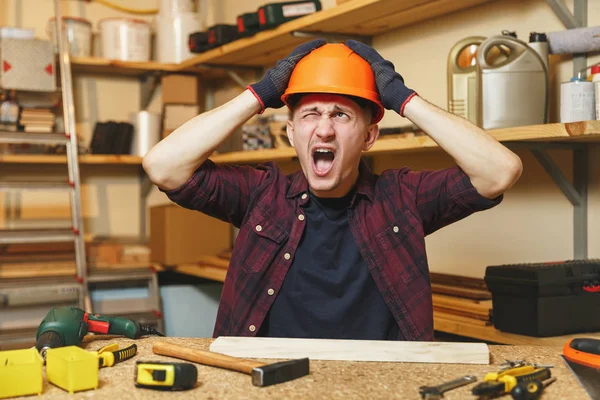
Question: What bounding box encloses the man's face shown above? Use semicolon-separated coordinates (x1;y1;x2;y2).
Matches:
287;94;379;198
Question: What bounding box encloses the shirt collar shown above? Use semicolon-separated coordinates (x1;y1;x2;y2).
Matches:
286;158;376;202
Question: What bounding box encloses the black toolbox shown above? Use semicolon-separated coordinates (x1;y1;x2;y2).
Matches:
485;259;600;337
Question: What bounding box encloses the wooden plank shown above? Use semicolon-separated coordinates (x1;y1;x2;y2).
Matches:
433;306;490;322
432;294;492;316
192;255;230;269
433;310;491;327
209;336;490;364
430;272;488;291
0;154;142;165
433;316;600;347
431;283;491;300
0;261;76;279
175;264;227;282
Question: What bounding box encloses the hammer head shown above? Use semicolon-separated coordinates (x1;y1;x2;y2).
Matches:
251;358;309;387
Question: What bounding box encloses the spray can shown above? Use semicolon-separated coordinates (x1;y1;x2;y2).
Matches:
560;75;595;123
529;32;549;71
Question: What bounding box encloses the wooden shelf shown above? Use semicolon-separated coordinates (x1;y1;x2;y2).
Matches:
434;312;600;346
210;121;600;165
179;0;495;69
71;57;227;78
0;154;142;165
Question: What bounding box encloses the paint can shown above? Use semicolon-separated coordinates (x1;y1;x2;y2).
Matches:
98;18;151;62
47;16;92;57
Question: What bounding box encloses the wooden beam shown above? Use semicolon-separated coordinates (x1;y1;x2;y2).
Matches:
434;315;600;346
209;336;490;364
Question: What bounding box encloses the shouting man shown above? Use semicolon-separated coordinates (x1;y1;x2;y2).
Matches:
143;39;522;341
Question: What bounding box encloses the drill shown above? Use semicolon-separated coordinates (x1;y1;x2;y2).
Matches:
36;307;164;358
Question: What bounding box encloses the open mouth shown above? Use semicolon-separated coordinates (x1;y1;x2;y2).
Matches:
312;147;335;177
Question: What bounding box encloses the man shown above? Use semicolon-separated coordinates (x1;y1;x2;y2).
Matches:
143;39;522;341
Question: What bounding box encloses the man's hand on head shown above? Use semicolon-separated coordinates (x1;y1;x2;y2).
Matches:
248;39;327;112
345;40;417;117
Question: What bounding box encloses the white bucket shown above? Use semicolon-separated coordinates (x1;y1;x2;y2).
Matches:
156;12;203;63
47;16;92;57
98;18;151;62
159;0;195;15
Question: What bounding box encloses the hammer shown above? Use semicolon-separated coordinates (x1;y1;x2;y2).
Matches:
153;342;309;387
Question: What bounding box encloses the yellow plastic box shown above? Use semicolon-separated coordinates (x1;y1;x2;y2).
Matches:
0;347;43;399
46;346;99;394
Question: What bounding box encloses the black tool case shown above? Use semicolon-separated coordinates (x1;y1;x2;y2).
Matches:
485;259;600;337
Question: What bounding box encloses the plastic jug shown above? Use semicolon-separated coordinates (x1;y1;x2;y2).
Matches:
476;35;548;129
447;36;485;124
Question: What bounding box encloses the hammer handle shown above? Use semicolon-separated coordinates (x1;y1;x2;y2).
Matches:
153;341;263;375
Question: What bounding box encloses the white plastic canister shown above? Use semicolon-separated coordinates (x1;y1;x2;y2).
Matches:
47;16;92;57
560;78;595;123
98;18;151;62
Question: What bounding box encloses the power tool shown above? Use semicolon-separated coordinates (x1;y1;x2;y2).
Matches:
36;307;164;358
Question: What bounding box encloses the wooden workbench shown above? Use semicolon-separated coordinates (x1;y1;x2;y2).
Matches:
13;336;590;399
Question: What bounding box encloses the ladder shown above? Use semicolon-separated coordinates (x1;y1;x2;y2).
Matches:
0;0;89;311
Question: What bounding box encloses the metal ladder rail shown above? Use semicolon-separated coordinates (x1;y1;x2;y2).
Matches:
53;0;89;311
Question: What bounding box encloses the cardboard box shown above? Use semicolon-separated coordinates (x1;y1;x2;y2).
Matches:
163;104;200;131
161;74;204;106
150;204;232;266
0;38;56;92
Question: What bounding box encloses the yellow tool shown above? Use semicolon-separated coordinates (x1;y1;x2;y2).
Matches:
471;365;552;397
97;343;137;368
135;361;197;391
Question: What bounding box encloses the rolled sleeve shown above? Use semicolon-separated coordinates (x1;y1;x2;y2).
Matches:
160;160;273;227
401;166;503;235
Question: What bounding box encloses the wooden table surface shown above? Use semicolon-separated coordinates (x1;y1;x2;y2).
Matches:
14;336;589;399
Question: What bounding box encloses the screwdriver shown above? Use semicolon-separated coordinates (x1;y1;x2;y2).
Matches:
511;376;557;400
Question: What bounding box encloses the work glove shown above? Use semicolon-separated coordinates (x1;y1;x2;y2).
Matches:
345;40;417;117
248;38;327;112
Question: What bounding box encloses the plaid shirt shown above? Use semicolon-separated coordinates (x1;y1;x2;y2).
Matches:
163;159;502;340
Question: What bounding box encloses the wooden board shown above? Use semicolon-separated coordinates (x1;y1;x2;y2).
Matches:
433;310;491;327
430;272;488;291
0;154;142;165
209;336;489;364
431;283;491;300
175;264;227;282
432;294;492;316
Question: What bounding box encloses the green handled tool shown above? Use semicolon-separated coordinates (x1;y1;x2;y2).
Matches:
36;307;164;359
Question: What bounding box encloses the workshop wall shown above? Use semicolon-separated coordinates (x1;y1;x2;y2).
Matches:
0;0;597;278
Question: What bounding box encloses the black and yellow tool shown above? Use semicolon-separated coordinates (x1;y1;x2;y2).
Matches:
135;361;197;391
510;377;557;400
97;343;137;368
471;364;552;397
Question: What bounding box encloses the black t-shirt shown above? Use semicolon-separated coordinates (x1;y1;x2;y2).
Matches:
259;190;399;340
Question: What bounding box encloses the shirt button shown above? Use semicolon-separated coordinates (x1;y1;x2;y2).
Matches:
393;226;399;233
284;253;291;260
249;325;256;332
298;214;305;221
301;193;308;200
268;288;275;296
255;225;262;232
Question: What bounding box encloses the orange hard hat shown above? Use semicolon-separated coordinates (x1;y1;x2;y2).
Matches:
281;43;385;123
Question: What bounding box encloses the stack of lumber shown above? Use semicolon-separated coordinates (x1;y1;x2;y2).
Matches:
430;272;493;327
0;238;157;279
0;242;75;279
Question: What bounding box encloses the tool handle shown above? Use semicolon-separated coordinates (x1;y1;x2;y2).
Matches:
153;341;263;375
